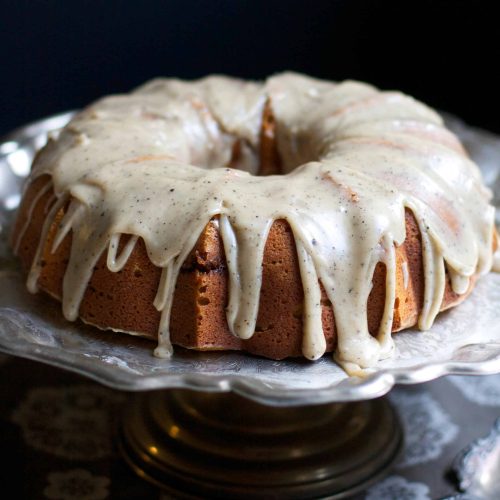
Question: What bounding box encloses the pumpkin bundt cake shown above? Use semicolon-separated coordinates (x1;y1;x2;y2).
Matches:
10;73;498;372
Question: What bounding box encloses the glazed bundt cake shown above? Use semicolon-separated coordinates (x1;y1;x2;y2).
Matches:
11;72;498;372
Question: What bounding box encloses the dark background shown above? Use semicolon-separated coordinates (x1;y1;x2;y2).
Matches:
1;0;499;136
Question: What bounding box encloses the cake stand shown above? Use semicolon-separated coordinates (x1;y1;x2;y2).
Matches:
1;112;500;499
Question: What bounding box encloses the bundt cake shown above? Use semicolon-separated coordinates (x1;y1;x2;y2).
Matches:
10;72;498;372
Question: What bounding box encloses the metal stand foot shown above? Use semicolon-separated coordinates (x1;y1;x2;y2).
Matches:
118;389;402;499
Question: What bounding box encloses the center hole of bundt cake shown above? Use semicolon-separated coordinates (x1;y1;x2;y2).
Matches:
228;101;283;176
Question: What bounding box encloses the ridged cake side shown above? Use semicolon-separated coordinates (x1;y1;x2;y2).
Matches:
12;175;470;360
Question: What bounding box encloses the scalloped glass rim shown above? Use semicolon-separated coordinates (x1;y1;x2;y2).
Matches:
1;109;500;406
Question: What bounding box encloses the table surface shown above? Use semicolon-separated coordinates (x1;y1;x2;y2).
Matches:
0;352;498;499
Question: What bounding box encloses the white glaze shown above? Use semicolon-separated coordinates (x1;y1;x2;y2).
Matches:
16;73;497;371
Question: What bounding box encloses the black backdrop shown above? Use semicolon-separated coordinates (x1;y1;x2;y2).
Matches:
1;0;499;136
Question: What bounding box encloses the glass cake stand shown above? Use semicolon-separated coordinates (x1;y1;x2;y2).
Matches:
1;112;500;499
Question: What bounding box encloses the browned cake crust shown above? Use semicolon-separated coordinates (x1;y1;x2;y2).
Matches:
11;101;477;360
12;191;470;360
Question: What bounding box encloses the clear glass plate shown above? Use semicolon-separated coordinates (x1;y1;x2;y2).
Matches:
1;110;500;406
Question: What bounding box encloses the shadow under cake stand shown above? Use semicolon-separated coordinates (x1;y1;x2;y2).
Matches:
2;112;500;499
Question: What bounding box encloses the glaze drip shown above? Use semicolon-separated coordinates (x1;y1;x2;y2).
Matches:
19;73;497;371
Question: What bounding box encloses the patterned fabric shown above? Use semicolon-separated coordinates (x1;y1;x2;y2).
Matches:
44;469;110;500
0;355;499;499
12;386;124;460
390;391;459;468
365;476;431;500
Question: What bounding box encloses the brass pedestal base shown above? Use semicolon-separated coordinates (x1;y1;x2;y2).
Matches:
118;390;402;499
